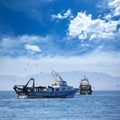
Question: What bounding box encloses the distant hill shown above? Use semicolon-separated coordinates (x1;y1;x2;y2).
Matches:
0;71;120;91
0;74;25;91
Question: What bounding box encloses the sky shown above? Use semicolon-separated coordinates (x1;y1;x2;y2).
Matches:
0;0;120;77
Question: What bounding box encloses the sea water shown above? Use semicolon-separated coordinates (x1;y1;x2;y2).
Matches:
0;91;120;120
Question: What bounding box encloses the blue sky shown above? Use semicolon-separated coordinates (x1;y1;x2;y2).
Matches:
0;0;120;76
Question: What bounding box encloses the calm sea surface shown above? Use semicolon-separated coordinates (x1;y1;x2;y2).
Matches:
0;91;120;120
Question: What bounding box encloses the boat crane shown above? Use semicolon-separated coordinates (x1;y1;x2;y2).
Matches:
51;71;63;82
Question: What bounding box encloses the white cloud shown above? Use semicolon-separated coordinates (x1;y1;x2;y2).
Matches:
24;44;41;52
68;12;119;40
19;35;40;42
109;0;120;7
19;34;51;43
98;0;120;19
81;43;90;47
103;14;112;20
109;0;120;16
108;0;120;16
1;34;51;48
0;34;51;57
114;6;120;16
51;9;73;20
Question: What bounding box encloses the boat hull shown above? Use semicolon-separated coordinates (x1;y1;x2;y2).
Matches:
79;85;92;95
17;88;78;99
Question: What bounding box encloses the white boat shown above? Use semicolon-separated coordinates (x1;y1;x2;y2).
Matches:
79;77;92;95
13;71;79;98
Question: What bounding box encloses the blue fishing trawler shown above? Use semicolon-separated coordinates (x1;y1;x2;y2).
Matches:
13;71;79;98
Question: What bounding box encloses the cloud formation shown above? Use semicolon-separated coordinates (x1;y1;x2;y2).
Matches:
0;34;51;57
97;0;120;19
68;12;119;40
109;0;120;16
51;9;73;20
24;44;41;52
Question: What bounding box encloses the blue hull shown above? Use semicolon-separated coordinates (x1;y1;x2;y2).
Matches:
19;88;79;98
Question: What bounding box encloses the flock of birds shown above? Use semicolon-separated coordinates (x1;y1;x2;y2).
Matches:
13;63;120;89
